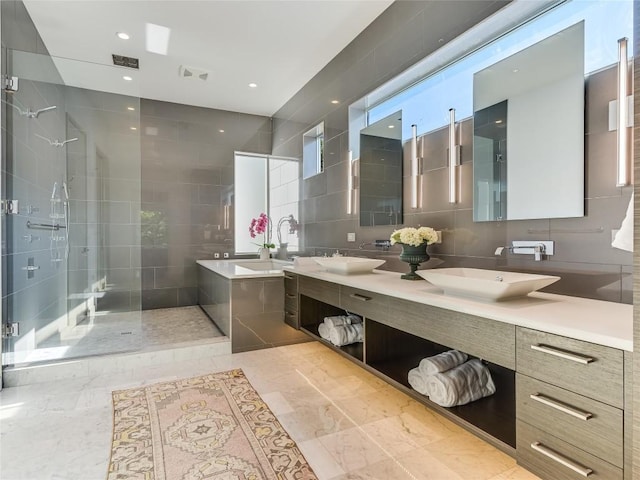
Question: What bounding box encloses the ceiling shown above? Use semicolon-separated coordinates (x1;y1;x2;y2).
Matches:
22;0;394;117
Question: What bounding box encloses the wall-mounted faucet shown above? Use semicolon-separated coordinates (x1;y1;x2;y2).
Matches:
495;240;555;261
359;239;391;251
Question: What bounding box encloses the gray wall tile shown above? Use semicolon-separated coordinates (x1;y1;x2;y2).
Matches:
270;0;631;304
140;99;272;309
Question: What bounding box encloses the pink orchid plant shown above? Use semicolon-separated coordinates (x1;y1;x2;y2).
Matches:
249;213;275;249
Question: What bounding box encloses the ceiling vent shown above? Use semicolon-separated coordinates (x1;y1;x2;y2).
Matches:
178;65;209;81
112;54;139;69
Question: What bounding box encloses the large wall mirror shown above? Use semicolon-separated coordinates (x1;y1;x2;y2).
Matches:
359;111;403;226
473;22;585;221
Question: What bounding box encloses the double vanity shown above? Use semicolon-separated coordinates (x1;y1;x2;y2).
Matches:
198;258;633;480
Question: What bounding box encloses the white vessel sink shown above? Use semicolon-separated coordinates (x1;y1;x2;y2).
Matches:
417;268;560;301
239;261;288;271
314;257;385;274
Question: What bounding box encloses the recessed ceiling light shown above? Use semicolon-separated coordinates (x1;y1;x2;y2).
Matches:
116;32;130;40
130;126;137;130
512;68;519;73
146;23;171;55
127;106;135;111
248;83;257;88
219;129;225;133
331;100;339;104
388;125;395;129
123;75;133;81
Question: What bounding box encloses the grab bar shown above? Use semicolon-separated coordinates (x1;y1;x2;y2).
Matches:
27;221;66;231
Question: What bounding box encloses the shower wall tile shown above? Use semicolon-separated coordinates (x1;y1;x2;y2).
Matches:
140;98;272;309
141;288;178;310
177;287;198;307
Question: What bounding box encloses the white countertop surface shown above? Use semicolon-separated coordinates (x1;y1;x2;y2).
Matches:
197;259;291;279
284;265;633;352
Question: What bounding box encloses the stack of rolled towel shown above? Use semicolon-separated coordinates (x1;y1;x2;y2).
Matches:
317;314;363;346
407;350;496;407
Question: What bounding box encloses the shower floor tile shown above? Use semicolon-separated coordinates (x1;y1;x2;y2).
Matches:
9;306;224;366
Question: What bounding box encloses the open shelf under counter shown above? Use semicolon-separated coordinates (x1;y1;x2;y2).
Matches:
299;294;364;363
366;318;516;449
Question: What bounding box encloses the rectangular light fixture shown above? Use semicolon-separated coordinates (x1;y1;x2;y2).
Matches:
347;150;354;214
448;108;461;204
616;37;630;187
146;23;171;55
410;124;420;208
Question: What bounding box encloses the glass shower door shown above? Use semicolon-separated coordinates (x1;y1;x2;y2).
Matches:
1;49;142;366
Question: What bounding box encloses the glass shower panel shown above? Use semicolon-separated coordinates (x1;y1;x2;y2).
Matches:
1;50;142;366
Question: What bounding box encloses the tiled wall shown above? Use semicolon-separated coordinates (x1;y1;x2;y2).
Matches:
140;100;272;309
271;0;633;304
1;0;69;360
63;87;142;315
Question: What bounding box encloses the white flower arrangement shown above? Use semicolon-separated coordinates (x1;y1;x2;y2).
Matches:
390;226;438;247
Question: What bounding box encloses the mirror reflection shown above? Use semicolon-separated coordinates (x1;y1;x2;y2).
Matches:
359;111;403;227
473;22;585;221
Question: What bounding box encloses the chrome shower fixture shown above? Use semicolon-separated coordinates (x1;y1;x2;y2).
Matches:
35;133;78;147
4;100;56;118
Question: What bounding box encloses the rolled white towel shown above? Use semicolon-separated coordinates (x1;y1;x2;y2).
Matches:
323;314;362;327
425;359;496;407
418;350;468;376
317;323;331;340
408;367;429;395
328;323;363;346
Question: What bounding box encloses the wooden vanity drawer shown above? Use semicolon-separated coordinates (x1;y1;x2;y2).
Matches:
340;286;389;320
516;327;624;408
284;272;298;294
516;374;623;467
517;420;622;480
299;277;340;306
284;309;299;329
384;299;515;368
285;291;298;311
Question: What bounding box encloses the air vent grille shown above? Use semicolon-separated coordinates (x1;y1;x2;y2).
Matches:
179;65;210;81
112;54;139;69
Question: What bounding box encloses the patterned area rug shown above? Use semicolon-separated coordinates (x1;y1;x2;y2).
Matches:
107;369;317;479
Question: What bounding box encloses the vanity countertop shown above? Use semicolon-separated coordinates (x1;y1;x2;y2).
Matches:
284;265;633;352
197;259;291;279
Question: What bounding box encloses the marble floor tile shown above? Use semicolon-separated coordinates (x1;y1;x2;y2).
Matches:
0;331;541;480
299;438;347;480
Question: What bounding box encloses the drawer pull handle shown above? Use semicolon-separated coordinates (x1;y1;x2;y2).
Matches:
531;344;594;364
530;442;593;477
285;311;295;316
530;393;593;421
284;274;295;280
286;293;296;298
350;293;372;302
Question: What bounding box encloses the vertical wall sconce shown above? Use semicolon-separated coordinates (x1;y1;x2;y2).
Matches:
448;108;461;203
223;203;231;229
347;150;358;214
410;124;421;208
616;37;631;187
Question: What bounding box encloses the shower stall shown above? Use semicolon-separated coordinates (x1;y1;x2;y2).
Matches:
1;48;143;372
